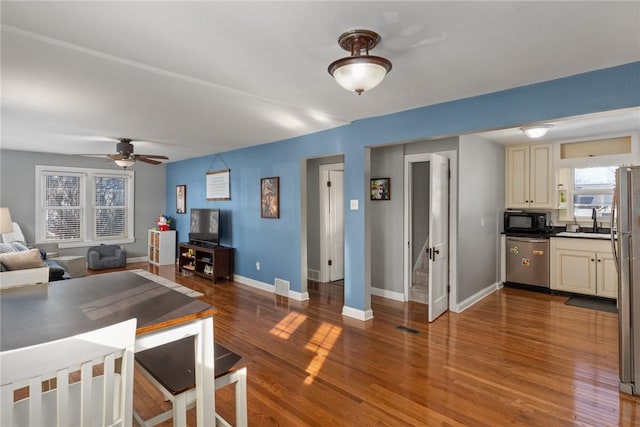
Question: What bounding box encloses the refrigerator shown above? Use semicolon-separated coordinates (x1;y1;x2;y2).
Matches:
615;165;640;396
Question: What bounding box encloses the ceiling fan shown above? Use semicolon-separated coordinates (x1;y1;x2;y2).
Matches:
105;138;169;168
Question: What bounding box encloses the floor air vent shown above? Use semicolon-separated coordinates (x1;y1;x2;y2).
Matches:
275;278;290;296
396;325;420;334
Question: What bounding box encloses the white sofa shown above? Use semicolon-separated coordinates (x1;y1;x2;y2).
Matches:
0;266;49;289
1;224;48;288
0;243;49;289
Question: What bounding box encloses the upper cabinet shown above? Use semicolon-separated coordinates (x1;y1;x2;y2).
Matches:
505;143;553;209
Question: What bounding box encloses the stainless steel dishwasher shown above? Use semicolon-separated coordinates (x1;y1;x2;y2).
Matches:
505;236;550;288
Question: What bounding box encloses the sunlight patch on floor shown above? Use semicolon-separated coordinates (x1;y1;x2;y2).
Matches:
304;322;342;385
269;311;307;339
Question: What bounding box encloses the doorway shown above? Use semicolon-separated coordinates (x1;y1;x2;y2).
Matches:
404;151;454;322
319;163;345;283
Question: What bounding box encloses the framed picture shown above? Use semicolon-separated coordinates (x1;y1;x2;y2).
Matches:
176;185;186;214
370;178;390;200
261;177;280;218
206;169;231;201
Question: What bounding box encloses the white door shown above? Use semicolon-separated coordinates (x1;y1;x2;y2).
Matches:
319;164;345;283
428;154;449;322
329;170;344;281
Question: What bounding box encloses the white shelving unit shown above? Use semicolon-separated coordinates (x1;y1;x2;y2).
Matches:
148;229;176;266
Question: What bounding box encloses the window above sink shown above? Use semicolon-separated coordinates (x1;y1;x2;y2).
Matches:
557;166;617;224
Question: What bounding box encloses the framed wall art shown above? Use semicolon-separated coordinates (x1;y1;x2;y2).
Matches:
260;177;280;218
370;178;390;200
176;185;186;214
206;169;230;201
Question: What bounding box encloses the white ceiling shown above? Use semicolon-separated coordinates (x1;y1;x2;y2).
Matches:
2;1;639;163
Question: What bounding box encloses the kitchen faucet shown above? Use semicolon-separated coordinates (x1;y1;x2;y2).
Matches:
592;207;598;232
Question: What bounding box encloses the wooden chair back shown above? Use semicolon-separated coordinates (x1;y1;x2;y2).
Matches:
0;318;137;427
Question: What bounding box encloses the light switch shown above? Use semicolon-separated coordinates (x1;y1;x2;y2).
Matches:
350;199;359;210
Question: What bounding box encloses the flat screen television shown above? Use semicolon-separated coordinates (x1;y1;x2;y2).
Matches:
189;208;220;246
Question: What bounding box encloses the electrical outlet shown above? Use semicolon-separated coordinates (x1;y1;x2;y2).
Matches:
256;261;260;270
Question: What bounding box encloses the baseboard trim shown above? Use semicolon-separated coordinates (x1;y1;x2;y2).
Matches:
127;256;147;263
342;305;374;321
453;281;501;313
371;287;405;302
233;274;308;301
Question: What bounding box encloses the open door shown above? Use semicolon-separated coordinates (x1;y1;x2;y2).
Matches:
319;163;345;283
428;153;449;321
328;170;344;281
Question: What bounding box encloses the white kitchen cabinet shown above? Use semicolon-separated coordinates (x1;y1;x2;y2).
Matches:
505;143;553;209
148;229;176;266
596;250;618;299
550;237;617;298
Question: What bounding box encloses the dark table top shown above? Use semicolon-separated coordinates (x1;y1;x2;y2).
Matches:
1;271;215;351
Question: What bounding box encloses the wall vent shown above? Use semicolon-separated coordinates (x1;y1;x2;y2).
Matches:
307;269;320;281
275;278;290;296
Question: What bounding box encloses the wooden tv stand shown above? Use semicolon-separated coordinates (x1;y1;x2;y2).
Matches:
178;242;234;283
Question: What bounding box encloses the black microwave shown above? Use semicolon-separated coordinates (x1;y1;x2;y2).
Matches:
504;211;547;233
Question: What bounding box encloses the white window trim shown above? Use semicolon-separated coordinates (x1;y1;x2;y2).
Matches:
35;165;135;248
559;167;615;223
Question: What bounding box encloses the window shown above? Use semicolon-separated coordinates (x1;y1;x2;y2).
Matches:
36;166;134;247
572;166;616;220
95;176;127;239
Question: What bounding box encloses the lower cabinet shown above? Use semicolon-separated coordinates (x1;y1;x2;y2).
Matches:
550;238;617;299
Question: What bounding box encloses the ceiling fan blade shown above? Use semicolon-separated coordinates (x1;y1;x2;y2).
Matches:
134;156;162;165
135;154;169;160
74;154;109;158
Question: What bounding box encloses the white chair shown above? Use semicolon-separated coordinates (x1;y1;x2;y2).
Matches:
1;318;137;427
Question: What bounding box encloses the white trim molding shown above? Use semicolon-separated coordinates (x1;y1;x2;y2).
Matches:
371;287;405;302
342;305;374;321
233;274;309;301
452;281;502;313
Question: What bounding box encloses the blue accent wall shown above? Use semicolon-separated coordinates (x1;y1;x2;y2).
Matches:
167;62;640;313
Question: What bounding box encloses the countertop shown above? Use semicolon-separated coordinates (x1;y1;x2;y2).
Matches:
554;231;614;240
503;227;615;240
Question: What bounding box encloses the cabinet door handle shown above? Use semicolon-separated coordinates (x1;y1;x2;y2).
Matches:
597;259;602;262
591;258;595;261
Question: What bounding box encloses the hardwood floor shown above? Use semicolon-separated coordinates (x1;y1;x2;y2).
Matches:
115;263;640;426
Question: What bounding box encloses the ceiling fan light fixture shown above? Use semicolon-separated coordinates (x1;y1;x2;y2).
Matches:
328;29;392;95
521;124;553;139
115;158;135;169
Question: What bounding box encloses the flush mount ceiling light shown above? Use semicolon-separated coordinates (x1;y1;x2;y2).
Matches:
521;124;553;139
114;158;135;169
328;29;392;95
